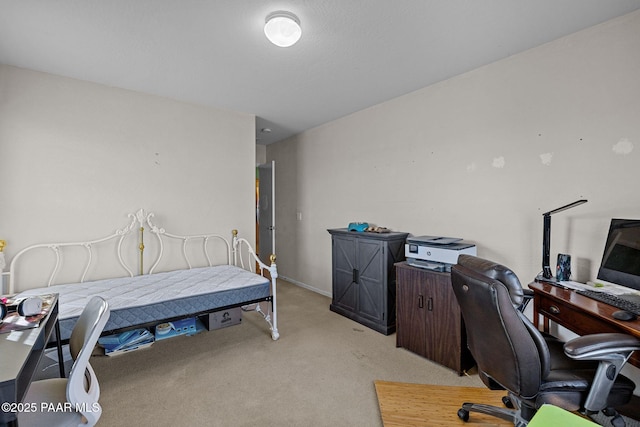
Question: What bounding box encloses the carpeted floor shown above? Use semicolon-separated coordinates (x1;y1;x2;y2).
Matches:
39;279;484;426
36;279;640;426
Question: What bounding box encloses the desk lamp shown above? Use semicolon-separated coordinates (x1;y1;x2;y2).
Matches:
539;199;588;281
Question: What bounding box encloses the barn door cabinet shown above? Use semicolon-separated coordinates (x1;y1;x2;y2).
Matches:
395;261;474;375
328;228;408;335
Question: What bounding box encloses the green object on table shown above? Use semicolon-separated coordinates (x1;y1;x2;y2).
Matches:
528;404;598;426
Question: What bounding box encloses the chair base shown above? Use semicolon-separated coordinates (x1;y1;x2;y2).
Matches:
457;401;530;427
590;407;626;427
457;396;628;427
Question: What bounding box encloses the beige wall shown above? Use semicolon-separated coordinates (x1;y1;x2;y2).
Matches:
256;144;267;165
0;65;256;290
268;11;640;297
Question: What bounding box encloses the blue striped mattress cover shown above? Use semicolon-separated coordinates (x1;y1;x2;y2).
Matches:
17;265;271;340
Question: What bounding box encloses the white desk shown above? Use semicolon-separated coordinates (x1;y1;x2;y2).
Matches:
0;294;63;427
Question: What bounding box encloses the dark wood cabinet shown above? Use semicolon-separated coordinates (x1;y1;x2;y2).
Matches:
396;262;474;375
328;228;408;335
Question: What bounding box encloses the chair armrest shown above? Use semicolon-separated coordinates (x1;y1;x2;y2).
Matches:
517;289;534;312
564;333;640;360
564;333;640;412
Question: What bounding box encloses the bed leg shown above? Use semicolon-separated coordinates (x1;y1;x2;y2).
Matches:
268;255;279;340
252;303;279;340
269;293;279;340
244;254;280;340
270;293;279;340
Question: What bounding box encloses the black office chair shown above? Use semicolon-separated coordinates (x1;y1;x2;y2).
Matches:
451;254;640;427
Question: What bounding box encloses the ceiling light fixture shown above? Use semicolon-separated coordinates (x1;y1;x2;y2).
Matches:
264;11;302;47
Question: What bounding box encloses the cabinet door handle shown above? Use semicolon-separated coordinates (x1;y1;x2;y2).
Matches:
353;269;359;284
418;295;424;308
427;297;433;311
549;305;560;315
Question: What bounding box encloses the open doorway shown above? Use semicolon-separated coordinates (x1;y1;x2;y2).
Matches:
256;161;275;264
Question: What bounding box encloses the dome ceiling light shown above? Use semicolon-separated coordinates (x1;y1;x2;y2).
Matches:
264;11;302;47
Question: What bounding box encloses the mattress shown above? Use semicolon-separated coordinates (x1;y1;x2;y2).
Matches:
18;265;271;340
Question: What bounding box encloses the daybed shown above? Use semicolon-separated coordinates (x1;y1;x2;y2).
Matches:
2;209;279;343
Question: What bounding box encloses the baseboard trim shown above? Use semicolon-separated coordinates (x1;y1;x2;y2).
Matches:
279;275;331;298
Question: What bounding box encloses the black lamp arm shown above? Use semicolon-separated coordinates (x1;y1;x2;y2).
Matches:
542;213;553;279
541;199;588;280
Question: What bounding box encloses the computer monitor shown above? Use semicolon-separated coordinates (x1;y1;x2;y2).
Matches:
597;219;640;292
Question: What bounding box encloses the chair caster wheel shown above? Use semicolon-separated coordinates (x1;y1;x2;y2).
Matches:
458;408;470;422
610;414;626;427
502;396;514;408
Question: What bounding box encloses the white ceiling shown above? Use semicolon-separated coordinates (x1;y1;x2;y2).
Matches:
1;1;640;145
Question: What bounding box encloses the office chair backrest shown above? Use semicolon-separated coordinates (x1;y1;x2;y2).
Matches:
456;255;526;308
67;296;110;426
452;256;549;400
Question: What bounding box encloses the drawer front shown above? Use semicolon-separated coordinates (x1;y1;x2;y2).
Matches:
536;292;640;367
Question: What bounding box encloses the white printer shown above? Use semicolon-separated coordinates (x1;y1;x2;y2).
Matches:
405;236;476;271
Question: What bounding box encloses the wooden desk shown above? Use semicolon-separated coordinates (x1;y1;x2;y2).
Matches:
0;294;63;426
529;281;640;367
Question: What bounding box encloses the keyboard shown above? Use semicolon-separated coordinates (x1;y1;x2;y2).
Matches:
576;289;640;315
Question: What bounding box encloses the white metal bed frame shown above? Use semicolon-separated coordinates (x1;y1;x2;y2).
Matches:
2;208;279;340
